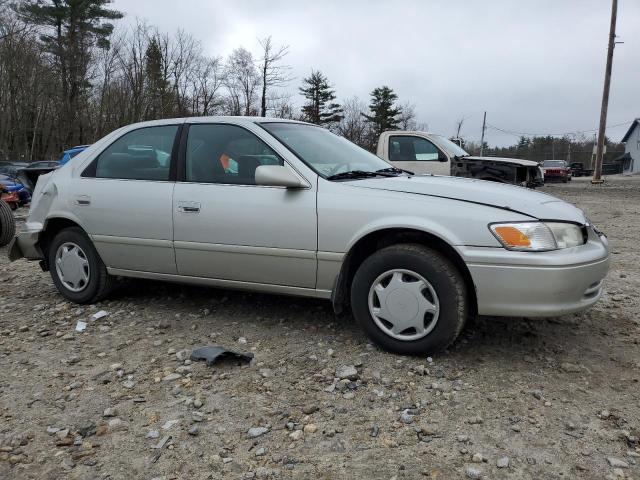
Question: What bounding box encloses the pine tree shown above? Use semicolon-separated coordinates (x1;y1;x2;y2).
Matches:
363;86;402;137
19;0;123;145
299;70;343;126
145;37;173;119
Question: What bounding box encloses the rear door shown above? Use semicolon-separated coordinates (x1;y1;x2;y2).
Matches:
70;124;180;274
387;135;450;175
172;122;317;288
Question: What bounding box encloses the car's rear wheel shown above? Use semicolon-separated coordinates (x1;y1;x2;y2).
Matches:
350;243;468;355
48;227;114;304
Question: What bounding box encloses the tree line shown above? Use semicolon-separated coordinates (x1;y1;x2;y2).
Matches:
0;0;624;166
0;0;425;161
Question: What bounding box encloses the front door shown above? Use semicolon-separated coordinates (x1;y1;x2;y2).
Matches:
173;123;317;288
71;124;179;274
388;135;451;175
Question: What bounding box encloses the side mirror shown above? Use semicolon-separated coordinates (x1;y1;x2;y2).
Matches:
255;165;306;188
438;153;449;162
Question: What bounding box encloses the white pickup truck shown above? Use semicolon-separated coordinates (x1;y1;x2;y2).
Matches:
377;131;544;188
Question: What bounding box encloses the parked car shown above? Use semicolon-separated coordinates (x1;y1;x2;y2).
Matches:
0;174;30;206
29;161;61;169
542;160;571;182
377;131;544;188
0;161;29;176
59;145;90;165
570;162;588;177
8;117;610;354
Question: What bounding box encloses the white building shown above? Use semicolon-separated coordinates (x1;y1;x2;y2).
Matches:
621;118;640;175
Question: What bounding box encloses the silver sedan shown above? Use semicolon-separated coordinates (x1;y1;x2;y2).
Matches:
8;117;610;354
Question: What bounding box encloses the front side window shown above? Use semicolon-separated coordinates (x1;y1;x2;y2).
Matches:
389;136;441;161
88;125;178;180
185;124;283;184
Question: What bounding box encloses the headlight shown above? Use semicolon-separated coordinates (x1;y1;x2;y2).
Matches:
490;222;585;251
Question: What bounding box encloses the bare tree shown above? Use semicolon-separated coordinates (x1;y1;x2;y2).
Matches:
337;96;369;148
224;47;260;116
257;36;292;117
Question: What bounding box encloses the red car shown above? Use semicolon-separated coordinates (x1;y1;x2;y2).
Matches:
542;160;571;183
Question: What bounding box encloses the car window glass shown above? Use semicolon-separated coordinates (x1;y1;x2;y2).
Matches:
186;124;283;185
91;125;178;180
389;136;440;161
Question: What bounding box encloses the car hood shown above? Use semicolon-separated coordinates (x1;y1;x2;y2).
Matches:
351;175;586;223
465;156;540;167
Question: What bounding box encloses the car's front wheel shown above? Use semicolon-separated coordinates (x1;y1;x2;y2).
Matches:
350;244;468;355
48;227;114;304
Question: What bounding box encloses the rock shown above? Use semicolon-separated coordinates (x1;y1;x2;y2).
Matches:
289;430;303;441
255;447;266;457
176;349;191;361
247;427;269;439
146;430;160;439
457;434;470;442
303;424;317;434
467;416;483;425
259;368;273;378
107;418;127;432
192;411;204;422
238;336;247;344
465;466;482;479
336;365;358;380
188;425;199;436
193;398;203;409
472;453;484;463
162;373;182;382
302;405;319;415
606;457;629;468
103;407;117;417
122;380;136;389
161;420;179;430
531;389;545;400
400;412;414;424
497;457;510;468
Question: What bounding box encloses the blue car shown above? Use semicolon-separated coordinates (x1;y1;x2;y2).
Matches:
0;174;30;206
59;145;90;165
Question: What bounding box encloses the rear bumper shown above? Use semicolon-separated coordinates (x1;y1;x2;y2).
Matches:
457;231;610;317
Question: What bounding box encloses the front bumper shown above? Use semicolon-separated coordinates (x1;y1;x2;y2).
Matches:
457;229;610;317
8;226;43;261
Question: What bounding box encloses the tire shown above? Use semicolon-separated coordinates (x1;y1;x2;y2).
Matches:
47;227;114;304
0;200;15;247
350;243;468;355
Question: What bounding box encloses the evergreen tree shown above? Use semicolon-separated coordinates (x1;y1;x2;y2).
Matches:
363;86;402;137
144;37;173;119
299;70;343;126
18;0;123;145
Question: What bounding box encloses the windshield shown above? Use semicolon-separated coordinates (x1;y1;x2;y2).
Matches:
433;135;469;157
543;160;566;167
262;122;392;178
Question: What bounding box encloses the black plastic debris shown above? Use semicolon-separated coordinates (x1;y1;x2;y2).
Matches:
190;346;254;366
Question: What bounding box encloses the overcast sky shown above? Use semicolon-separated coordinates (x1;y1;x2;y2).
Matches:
112;0;639;147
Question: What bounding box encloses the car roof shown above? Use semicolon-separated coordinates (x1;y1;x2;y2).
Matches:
117;116;310;130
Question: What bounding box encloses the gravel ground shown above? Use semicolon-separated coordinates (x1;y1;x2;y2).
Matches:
0;176;638;480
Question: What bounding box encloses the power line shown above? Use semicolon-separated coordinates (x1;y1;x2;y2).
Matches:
485;119;632;138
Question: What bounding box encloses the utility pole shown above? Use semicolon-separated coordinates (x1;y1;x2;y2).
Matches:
480;111;486;156
592;0;618;183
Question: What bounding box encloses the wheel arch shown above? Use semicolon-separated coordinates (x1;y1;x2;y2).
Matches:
331;227;477;317
39;216;87;271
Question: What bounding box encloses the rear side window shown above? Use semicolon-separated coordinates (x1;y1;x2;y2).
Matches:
185;124;283;185
84;125;178;180
389;135;441;162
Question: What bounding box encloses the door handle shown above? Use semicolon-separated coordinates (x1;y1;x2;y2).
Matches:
177;201;201;213
75;195;91;206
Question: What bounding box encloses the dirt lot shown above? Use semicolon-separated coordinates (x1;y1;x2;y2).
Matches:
0;176;638;480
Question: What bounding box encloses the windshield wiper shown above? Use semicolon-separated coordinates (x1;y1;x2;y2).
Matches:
326;170;396;181
376;167;414;176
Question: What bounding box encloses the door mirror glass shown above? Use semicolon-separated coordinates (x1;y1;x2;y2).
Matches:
255;165;306;188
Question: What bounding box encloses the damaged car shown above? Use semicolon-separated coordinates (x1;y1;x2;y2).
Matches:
8;117;610;354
